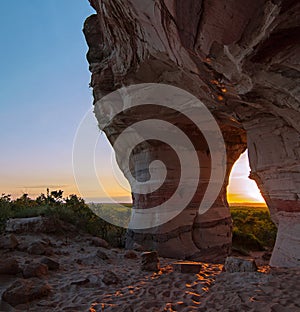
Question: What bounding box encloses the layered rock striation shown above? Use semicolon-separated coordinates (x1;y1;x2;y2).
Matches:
84;0;300;266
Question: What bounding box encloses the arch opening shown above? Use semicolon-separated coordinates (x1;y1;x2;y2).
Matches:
227;150;277;263
227;150;266;206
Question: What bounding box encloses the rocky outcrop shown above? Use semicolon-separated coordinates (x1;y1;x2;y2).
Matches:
6;217;58;234
84;0;300;266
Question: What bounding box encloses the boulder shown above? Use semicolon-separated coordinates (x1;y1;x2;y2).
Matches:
2;278;51;306
0;234;19;250
90;237;109;249
102;270;120;285
5;217;58;233
27;239;52;256
0;258;20;275
40;257;60;271
124;250;138;259
23;263;48;278
224;257;257;273
141;251;159;272
96;249;109;260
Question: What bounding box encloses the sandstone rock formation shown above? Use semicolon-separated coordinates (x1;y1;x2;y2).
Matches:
6;217;58;234
84;0;300;266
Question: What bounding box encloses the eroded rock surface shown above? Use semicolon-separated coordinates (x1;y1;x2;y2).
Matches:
224;256;258;273
84;0;300;266
6;217;58;234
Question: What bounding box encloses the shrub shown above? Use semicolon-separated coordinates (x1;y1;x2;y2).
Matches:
0;191;127;248
230;205;277;251
232;227;264;252
0;194;12;232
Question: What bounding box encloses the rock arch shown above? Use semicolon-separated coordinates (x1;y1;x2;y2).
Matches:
83;0;300;266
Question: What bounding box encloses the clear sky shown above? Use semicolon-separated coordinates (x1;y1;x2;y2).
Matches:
0;1;265;204
0;0;94;198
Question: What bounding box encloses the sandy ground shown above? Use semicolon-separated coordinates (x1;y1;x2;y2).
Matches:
0;230;300;312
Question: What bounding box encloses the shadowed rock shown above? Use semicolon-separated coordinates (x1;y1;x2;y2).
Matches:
224;257;257;273
173;261;202;274
124;250;138;259
0;258;20;275
6;217;58;234
2;278;51;307
0;234;19;250
102;270;120;285
141;251;160;272
90;237;109;249
40;257;60;271
23;262;48;279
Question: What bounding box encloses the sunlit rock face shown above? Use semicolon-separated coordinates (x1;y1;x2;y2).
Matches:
84;0;300;266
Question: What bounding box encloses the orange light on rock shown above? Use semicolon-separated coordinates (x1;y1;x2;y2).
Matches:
217;95;224;101
221;88;227;93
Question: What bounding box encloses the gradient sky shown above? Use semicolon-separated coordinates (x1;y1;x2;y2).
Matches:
0;1;265;204
0;1;94;198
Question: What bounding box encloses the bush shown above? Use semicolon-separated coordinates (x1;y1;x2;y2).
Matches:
0;194;12;232
230;205;277;252
0;191;127;248
232;227;264;252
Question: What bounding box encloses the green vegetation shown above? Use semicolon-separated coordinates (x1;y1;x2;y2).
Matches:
0;190;127;247
1;192;277;252
89;203;132;228
230;205;277;254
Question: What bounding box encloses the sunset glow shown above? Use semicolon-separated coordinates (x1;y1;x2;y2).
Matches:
0;2;265;206
1;133;266;205
227;151;266;204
